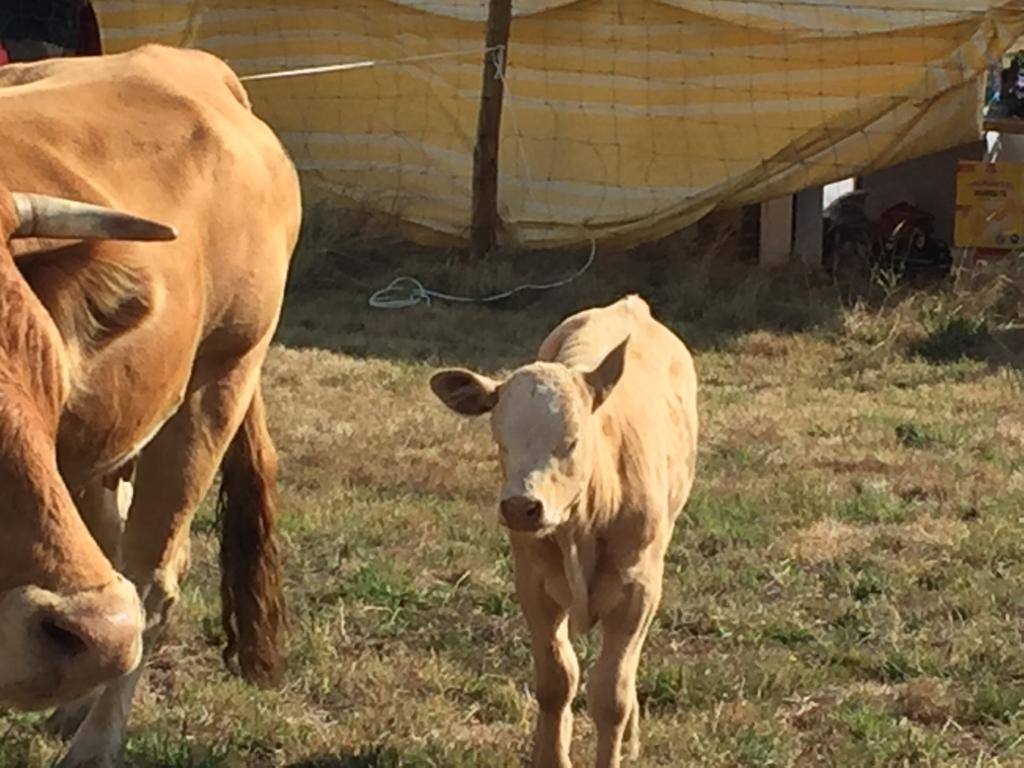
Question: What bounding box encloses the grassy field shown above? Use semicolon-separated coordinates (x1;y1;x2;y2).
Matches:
2;224;1024;767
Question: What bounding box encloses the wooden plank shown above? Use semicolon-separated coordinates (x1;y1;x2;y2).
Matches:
469;0;513;260
983;117;1024;135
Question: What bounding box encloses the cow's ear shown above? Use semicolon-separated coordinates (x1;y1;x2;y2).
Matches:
584;336;629;411
430;368;500;416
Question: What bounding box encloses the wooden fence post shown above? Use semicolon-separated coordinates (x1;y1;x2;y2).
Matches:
469;0;512;260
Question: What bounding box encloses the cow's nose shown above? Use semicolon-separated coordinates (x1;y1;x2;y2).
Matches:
500;495;545;531
37;578;143;680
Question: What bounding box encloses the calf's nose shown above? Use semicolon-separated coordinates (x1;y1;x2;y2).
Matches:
500;495;545;531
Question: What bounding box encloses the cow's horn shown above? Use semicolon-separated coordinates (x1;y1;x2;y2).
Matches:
11;193;177;241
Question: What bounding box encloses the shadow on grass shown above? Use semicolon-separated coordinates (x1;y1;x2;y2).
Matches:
276;199;860;367
912;321;1024;371
276;237;855;370
974;327;1024;370
280;203;1024;374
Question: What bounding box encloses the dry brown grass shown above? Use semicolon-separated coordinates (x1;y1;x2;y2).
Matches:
786;519;872;564
2;231;1024;767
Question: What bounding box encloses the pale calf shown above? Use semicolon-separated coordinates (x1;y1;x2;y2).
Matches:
431;294;698;768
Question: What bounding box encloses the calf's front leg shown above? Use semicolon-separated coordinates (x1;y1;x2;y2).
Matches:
588;576;661;768
515;558;579;768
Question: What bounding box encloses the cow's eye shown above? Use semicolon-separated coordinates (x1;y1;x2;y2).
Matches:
565;438;579;453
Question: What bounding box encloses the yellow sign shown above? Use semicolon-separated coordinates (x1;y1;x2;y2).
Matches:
955;161;1024;249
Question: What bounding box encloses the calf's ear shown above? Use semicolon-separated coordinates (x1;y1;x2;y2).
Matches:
430;369;500;416
584;336;629;411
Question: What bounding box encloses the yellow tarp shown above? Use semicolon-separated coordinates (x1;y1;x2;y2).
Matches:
93;0;1024;247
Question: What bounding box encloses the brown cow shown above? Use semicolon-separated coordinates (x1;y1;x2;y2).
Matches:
0;45;301;766
431;295;699;768
0;193;173;710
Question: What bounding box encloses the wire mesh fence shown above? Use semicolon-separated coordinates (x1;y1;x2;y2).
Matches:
8;0;1024;250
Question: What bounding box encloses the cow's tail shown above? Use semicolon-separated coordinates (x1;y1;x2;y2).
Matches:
217;382;286;687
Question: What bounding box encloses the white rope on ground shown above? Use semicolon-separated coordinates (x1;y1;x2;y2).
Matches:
368;239;597;309
240;45;504;82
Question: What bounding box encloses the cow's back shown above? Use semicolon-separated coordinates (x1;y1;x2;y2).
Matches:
539;295;698;517
0;44;263;216
0;44;300;340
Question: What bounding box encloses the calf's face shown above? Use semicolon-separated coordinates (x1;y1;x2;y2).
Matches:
430;339;627;535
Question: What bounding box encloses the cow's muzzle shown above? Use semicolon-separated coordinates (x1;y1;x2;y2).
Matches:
0;575;144;710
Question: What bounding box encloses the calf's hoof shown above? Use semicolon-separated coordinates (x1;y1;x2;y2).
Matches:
626;737;641;761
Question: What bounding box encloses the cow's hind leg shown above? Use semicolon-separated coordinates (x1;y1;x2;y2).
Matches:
59;352;282;768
